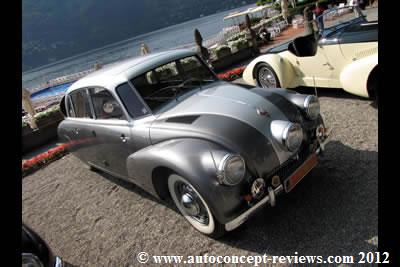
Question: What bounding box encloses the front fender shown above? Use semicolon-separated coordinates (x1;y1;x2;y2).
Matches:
126;138;247;224
243;53;296;88
340;54;378;98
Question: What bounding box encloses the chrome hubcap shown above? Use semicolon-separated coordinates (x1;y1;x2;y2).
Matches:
258;67;277;88
175;182;209;225
180;193;200;216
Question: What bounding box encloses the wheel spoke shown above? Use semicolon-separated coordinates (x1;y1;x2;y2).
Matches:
258;66;277;88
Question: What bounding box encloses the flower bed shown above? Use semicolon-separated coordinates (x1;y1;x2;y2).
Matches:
217;66;246;82
22;143;69;177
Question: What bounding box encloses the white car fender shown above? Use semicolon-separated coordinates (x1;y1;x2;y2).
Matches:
339;53;378;98
243;54;296;88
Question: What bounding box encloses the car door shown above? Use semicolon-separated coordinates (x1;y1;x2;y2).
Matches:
64;88;97;164
86;87;136;178
286;42;334;88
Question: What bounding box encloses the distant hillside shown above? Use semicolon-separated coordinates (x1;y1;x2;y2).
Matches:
22;0;256;71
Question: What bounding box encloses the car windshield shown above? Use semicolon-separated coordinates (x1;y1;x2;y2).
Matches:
131;55;217;113
317;6;365;33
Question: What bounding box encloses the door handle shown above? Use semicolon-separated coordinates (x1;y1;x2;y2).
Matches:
120;134;129;143
74;128;79;135
323;63;334;70
92;130;96;137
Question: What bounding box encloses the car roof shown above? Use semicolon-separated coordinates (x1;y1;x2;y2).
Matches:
67;49;196;94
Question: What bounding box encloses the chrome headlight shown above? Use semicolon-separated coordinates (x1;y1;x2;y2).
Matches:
217;154;246;186
283;123;304;152
304;95;320;120
271;120;304;152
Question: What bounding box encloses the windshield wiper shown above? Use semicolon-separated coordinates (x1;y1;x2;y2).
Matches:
144;77;213;103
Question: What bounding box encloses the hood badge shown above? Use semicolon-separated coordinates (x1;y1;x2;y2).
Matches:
256;108;270;117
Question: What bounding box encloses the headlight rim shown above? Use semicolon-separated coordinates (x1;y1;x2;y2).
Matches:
282;122;303;152
217;154;246;186
304;95;320;120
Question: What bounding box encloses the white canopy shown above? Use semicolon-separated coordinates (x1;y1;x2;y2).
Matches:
223;4;273;21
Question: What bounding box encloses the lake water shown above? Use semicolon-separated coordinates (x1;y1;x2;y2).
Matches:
23;3;256;90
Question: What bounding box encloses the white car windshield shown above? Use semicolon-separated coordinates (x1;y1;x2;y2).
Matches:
317;6;364;32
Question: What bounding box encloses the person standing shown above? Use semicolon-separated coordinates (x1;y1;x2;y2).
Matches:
313;2;325;33
140;43;150;55
281;0;289;24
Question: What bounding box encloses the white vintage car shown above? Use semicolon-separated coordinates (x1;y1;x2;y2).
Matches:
243;6;378;102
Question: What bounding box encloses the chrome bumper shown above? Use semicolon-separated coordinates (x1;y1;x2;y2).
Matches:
225;127;333;232
225;184;284;231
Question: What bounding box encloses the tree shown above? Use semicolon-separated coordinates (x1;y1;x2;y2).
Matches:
281;0;289;23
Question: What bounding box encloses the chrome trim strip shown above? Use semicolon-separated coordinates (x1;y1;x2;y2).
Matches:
55;256;64;267
225;184;283;231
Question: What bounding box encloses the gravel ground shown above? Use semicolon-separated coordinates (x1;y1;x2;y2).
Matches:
22;85;377;266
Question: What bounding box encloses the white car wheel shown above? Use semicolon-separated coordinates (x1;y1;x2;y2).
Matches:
256;63;280;88
168;174;224;236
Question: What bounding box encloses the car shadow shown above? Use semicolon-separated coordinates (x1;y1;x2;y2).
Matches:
218;140;378;256
294;86;366;100
92;168;167;206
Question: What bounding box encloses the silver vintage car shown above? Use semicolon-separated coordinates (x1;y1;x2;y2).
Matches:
58;49;331;237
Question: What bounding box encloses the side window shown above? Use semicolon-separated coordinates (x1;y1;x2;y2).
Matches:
116;83;149;118
88;87;125;120
69;89;93;118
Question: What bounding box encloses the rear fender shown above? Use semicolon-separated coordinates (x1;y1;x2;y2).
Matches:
243;54;296;88
126;138;245;224
339;54;378;98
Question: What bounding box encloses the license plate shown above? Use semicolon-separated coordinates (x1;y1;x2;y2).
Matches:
284;153;318;192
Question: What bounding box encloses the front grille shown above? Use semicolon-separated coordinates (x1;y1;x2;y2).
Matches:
265;140;317;184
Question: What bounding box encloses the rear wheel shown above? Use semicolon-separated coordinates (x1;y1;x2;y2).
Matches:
367;67;378;107
167;174;225;238
255;63;281;88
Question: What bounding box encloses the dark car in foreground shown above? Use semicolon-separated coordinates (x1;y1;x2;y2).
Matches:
22;224;68;267
58;49;331;237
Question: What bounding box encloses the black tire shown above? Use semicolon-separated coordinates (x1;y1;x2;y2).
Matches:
167;174;226;238
255;62;281;88
367;67;378;107
87;164;99;172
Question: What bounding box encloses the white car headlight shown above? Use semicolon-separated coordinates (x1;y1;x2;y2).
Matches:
217;154;246;186
271;120;304;152
304;95;320;120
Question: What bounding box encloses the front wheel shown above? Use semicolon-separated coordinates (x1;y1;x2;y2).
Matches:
167;174;226;238
255;63;281;88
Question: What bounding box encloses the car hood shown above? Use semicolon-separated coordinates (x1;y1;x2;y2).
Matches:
150;82;295;173
157;82;290;127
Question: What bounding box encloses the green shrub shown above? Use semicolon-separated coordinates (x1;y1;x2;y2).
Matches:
229;38;249;51
214;45;232;59
34;105;61;123
256;0;273;6
227;32;247;42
